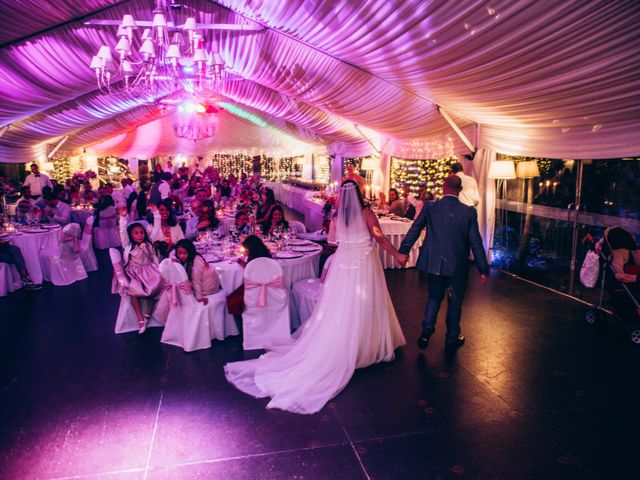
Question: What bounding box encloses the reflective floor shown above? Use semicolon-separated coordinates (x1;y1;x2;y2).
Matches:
1;251;638;479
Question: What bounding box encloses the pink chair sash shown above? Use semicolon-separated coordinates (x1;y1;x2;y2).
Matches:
163;279;193;308
62;231;81;253
244;276;285;308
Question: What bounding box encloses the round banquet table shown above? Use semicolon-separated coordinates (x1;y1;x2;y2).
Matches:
8;226;62;283
377;217;423;269
201;243;322;294
70;208;94;226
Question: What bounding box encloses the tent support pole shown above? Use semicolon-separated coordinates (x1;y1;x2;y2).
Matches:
47;135;69;159
437;106;476;153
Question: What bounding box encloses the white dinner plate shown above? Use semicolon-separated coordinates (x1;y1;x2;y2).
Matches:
41;224;60;229
291;245;322;253
274;251;304;259
288;239;313;246
23;229;46;233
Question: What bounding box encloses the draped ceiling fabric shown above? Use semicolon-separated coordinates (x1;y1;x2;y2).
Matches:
0;0;638;163
85;108;318;157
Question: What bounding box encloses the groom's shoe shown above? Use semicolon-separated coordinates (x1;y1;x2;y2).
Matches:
417;329;434;350
445;335;465;350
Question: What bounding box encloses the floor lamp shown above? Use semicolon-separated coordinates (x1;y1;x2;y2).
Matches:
488;160;516;260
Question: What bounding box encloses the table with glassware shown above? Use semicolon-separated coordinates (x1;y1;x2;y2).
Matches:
194;232;322;295
1;224;62;283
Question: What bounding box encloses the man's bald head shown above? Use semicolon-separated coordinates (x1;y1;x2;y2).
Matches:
443;174;462;196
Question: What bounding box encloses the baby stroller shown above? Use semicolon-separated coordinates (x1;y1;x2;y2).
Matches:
584;227;640;345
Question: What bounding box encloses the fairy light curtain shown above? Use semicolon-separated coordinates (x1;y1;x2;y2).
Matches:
390;157;457;197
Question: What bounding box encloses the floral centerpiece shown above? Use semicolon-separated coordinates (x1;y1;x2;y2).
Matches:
237;180;264;206
320;191;337;233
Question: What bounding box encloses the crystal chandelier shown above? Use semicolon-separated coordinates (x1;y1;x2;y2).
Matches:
86;1;257;95
172;99;220;142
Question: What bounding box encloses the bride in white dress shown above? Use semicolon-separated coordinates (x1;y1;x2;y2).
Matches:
224;180;407;414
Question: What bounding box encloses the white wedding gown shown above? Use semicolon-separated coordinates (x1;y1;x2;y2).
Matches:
224;184;406;414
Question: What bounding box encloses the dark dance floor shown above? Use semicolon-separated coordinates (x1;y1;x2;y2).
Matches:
1;251;638;479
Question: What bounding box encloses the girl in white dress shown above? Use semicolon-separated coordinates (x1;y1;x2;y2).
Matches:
225;180;406;414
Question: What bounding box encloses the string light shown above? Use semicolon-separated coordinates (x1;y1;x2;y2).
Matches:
390;156;457;197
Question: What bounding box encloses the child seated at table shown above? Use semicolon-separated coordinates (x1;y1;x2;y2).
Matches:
237;235;272;268
173;239;221;304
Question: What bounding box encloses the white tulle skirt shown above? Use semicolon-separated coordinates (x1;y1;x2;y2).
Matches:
224;239;406;414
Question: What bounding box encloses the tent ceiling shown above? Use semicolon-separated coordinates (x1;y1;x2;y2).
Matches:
0;0;638;161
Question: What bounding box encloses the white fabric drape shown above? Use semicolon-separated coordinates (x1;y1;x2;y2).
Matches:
0;0;638;160
468;148;497;254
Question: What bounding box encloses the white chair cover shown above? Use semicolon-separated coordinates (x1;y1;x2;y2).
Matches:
93;206;122;249
290;254;334;329
242;257;290;350
288;220;307;233
206;288;238;341
39;223;88;286
109;248;163;334
159;259;212;352
0;263;21;297
79;216;98;272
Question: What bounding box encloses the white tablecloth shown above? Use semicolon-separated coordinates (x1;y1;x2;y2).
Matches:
203;246;322;294
8;227;62;283
377;218;423;269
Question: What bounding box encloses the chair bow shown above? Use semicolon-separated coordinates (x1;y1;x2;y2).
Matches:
163;279;193;308
62;231;81;253
244;276;285;308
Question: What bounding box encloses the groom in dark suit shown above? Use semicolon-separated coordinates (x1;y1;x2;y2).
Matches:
398;175;489;349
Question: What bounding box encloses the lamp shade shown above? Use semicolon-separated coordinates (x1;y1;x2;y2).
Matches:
193;49;207;63
488;160;516;179
90;55;103;69
121;14;137;29
122;60;133;73
96;45;113;61
211;52;225;67
115;37;131;55
360;157;378;171
139;38;155;57
166;44;181;59
516;160;540;178
152;13;166;28
183;17;197;31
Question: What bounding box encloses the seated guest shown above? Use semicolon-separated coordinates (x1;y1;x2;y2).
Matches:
256;188;276;224
184;199;203;240
238;234;272;268
34;186;52;210
149;199;184;254
260;205;289;236
217;179;232;199
14;200;34;224
194;200;222;236
53;184;69;203
173;239;221;303
0;241;41;290
235;211;252;236
42;191;71;225
401;183;424;220
19;186;35;206
386;188;405;216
